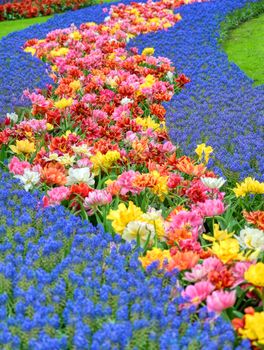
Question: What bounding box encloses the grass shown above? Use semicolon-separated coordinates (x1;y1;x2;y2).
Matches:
0;0;116;40
222;13;264;86
0;16;53;39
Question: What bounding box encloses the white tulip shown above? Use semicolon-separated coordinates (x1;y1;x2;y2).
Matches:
66;167;95;186
200;177;226;189
14;169;40;191
71;144;92;156
7;112;19;123
236;227;264;251
166;71;174;83
121;97;134;105
122;221;155;247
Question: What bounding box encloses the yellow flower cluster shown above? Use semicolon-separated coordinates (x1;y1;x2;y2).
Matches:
69;31;82;40
139;247;171;269
44;152;74;166
110;23;121;35
107;201;143;234
140;210;165;238
210;238;242;264
149;171;168;201
85;22;97;27
90;150;121;175
63;130;76;138
24;47;36;56
50;47;69;57
142;47;155;56
233;177;264;197
205;224;261;262
244;262;264;287
136;116;166;132
107;201;165;241
69;80;81;91
239;312;264;346
130;8;140;15
140;74;156;90
54;98;73;109
203;224;233;242
46;123;54;131
195;143;213;164
10;139;36;155
51;65;58;72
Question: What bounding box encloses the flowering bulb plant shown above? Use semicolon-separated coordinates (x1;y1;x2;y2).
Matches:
0;0;263;347
0;171;253;349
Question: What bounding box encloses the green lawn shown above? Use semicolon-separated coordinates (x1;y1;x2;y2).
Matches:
0;16;53;39
223;13;264;86
0;0;117;40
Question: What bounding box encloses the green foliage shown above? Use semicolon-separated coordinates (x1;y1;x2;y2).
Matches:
220;1;264;85
219;0;264;43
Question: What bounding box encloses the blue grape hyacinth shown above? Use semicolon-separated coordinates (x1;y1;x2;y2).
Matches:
0;171;250;349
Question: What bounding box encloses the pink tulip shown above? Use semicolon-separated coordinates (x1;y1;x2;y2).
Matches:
194;199;225;217
184;264;209;283
184;257;223;282
84;190;112;214
230;261;253;287
19;119;46;132
167;210;203;240
182;281;215;305
43;186;70;207
202;257;223;272
8;156;30;175
77;158;92;168
115;170;141;196
206;290;236;314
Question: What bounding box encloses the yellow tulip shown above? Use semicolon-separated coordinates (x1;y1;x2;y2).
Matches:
10;140;35;155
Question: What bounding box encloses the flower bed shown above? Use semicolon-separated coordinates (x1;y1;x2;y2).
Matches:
0;0;263;178
158;0;264;180
0;0;264;348
0;0;96;21
0;0;119;117
0;172;251;349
